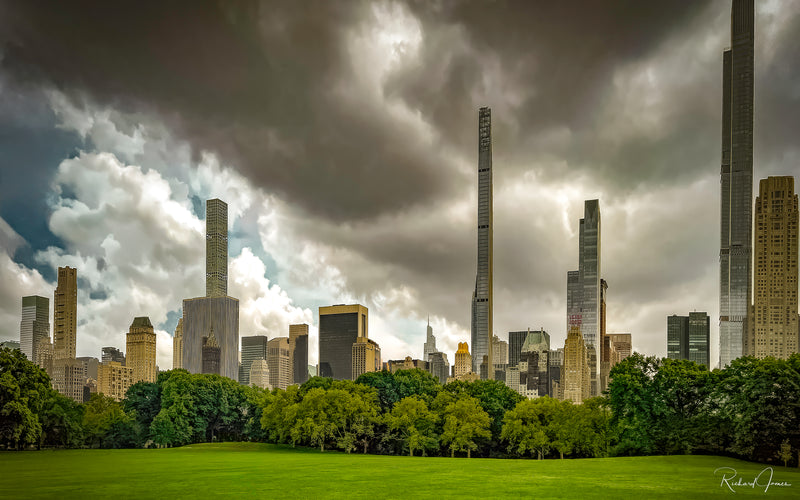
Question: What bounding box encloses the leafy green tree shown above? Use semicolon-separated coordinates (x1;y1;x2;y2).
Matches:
39;392;84;448
124;381;160;443
0;347;53;449
440;394;491;458
394;369;441;403
356;370;400;411
83;393;128;448
501;397;560;459
444;379;523;444
385;396;438;456
778;439;792;467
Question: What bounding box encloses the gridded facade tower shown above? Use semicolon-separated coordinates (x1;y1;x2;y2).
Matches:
268;337;291;390
206;198;228;298
53;266;77;360
19;295;49;363
508;330;528;368
352;337;381;380
720;0;754;367
289;324;309;385
454;342;472;378
240;335;268;385
667;315;689;360
746;176;799;359
126;316;157;383
97;361;134;402
471;107;493;377
562;324;590;404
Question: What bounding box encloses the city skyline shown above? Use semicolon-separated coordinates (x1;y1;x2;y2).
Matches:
1;1;800;370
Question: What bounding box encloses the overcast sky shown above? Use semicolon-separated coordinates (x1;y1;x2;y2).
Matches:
1;1;799;370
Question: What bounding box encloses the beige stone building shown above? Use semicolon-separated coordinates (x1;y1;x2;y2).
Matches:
746;176;799;359
35;337;54;376
268;337;291;390
249;359;270;390
52;358;84;402
607;333;632;361
351;337;381;379
97;361;134;401
126;316;157;384
453;342;473;378
173;318;183;370
53;266;77;360
562;325;590;404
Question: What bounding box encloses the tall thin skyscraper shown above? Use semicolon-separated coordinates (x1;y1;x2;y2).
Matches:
746;177;798;359
471;107;493;378
567;200;601;395
423;317;437;361
206;198;228;298
719;0;754;368
19;295;49;363
289;324;309;385
53;266;77;360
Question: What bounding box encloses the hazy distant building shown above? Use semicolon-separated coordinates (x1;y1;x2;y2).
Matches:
607;333;632;361
249;359;270;390
471;107;494;378
427;351;449;384
518;330;550;399
423;318;437;361
549;348;564;400
102;346;125;365
126;317;157;384
318;304;368;380
388;356;427;373
240;335;268;385
76;356;99;382
508;330;528;368
746;176;799;359
289;324;309;385
562;323;590;404
202;328;221;375
97;360;134;401
268;337;291;390
53;266;77;360
352;337;381;380
173;318;183;370
35;337;53;375
599;279;610;393
453;342;472;378
19;295;49;363
491;335;507;365
719;0;755;368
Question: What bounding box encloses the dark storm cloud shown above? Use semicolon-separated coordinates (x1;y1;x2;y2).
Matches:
0;0;464;222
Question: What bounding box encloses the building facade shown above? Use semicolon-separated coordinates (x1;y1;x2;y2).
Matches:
562;324;590;404
183;296;239;380
351;337;381;380
19;295;49;363
249;359;270;389
268;337;291;390
428;351;449;384
423;318;437;361
491;335;508;365
126;316;157;384
240;335;268;385
173;318;183;370
518;330;550;399
607;333;632;361
97;360;134;401
101;346;125;365
667;315;689;360
453;342;472;378
206;198;228;298
746;176;799;359
53;266;77;360
471;107;494;377
202;328;221;375
289;324;309;386
318;304;368;380
719;0;754;368
508;330;528;368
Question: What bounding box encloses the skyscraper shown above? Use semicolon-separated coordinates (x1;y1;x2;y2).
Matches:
607;333;632;361
249;359;270;389
240;335;268;386
289;324;309;385
126;317;157;384
567;200;601;395
53;266;77;360
518;330;550;399
268;337;291;390
746;176;799;359
720;0;754;368
491;335;508;365
688;312;711;367
173;318;183;370
183;198;239;380
19;295;49;363
97;360;133;401
562;323;590;404
453;342;472;378
423;318;437;361
351;337;381;380
508;330;529;368
206;198;228;298
471;107;493;378
318;304;368;380
427;351;449;384
667;314;689;360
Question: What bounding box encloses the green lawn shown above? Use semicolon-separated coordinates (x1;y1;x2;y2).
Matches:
1;443;798;499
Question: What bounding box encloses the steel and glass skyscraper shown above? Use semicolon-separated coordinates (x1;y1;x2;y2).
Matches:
471;107;493;377
719;0;754;367
19;295;49;363
206;198;228;297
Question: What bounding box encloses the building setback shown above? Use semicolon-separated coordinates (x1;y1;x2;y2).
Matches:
471;107;493;378
719;0;754;368
746;176;799;359
19;295;49;363
318;304;368;380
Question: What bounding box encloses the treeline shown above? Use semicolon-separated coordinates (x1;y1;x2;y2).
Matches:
608;353;800;466
3;346;798;465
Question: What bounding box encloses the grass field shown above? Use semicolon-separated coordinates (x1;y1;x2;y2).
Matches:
1;443;798;499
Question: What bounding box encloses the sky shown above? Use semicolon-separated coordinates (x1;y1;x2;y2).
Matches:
1;1;799;371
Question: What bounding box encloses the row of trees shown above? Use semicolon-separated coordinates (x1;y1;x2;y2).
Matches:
258;369;611;459
607;353;800;465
